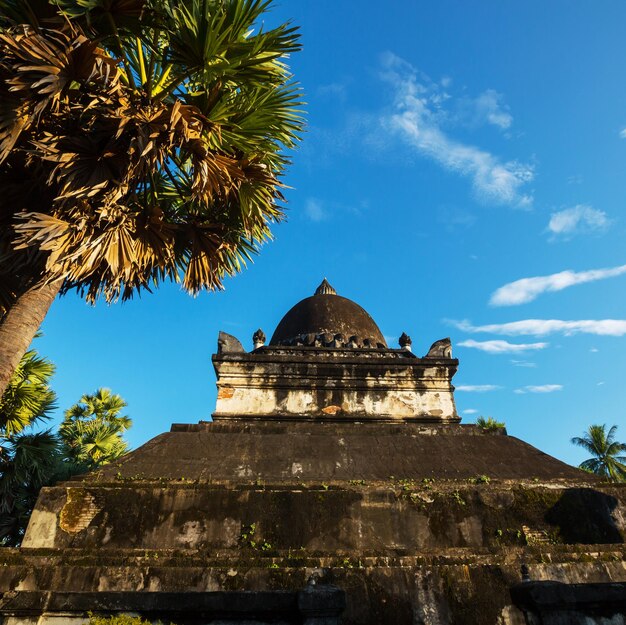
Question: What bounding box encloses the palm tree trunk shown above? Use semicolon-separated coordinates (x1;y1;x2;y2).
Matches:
0;280;61;397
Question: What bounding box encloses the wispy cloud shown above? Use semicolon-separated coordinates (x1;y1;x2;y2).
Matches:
490;264;626;306
476;89;513;129
511;360;537;368
316;82;348;102
458;339;547;353
438;205;476;230
458;89;513;130
620;128;626;139
463;409;479;414
547;205;609;239
514;384;563;394
456;384;501;392
304;198;327;222
451;318;626;337
380;52;533;207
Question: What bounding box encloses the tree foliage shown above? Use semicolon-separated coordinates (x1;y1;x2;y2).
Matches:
571;424;626;482
0;345;56;436
0;345;132;545
0;0;303;311
0;345;60;545
60;388;131;466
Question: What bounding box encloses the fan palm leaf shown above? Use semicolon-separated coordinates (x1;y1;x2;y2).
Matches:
0;0;303;396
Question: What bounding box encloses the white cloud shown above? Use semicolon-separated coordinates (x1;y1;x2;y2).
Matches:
547;205;609;238
597;381;605;386
380;52;533;207
514;384;563;394
305;199;327;222
451;318;626;337
620;128;626;139
490;264;626;306
458;339;547;353
473;89;513;129
456;384;501;392
462;409;479;414
590;347;599;353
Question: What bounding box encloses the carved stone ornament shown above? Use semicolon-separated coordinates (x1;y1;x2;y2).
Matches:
426;337;452;359
217;331;244;354
276;333;386;349
253;328;266;349
399;332;412;350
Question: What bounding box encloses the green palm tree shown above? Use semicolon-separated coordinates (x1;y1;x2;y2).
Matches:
0;347;56;437
571;424;626;482
0;345;60;545
60;388;132;466
0;0;304;397
0;350;132;544
0;431;62;545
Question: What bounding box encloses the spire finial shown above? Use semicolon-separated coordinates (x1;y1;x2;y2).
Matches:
399;332;412;351
315;278;337;296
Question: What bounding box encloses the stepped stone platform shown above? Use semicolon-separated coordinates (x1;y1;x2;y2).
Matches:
82;421;589;483
2;419;624;624
1;281;625;625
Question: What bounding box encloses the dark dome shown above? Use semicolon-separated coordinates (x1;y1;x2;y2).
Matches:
270;279;387;348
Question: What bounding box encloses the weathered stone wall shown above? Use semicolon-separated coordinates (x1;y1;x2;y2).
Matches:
1;547;626;624
20;482;626;552
511;580;626;625
0;585;346;625
212;349;459;422
3;478;626;624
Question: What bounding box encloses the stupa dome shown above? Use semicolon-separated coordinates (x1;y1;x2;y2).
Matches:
269;279;387;348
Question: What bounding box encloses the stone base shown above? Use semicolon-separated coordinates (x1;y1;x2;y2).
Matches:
1;548;626;624
0;586;345;625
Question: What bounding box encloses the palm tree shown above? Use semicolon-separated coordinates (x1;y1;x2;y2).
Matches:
0;0;304;396
571;424;626;482
0;346;132;544
0;346;56;437
60;388;131;466
0;430;61;545
0;345;60;545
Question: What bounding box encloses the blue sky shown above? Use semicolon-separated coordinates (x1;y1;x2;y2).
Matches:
37;1;626;466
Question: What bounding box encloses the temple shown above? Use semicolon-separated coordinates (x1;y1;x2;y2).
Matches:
213;278;459;422
0;280;625;625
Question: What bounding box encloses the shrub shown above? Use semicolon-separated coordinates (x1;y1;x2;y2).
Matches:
476;416;506;432
89;615;160;625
